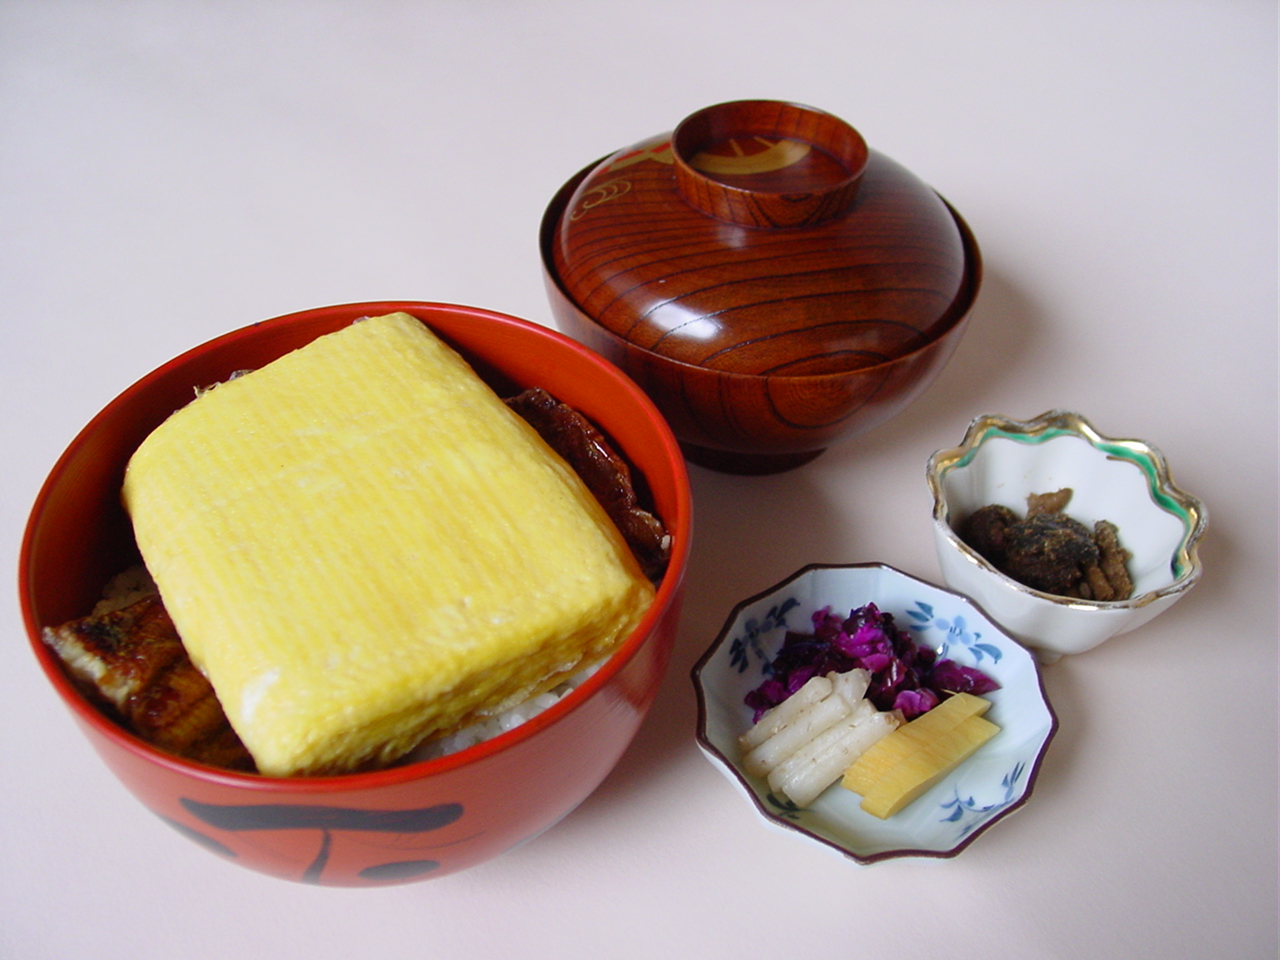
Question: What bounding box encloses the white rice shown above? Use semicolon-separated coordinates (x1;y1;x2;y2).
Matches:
91;565;158;615
403;660;603;762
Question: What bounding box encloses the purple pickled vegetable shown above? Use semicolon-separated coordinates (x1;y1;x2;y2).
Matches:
745;603;999;722
927;659;1001;697
892;687;939;717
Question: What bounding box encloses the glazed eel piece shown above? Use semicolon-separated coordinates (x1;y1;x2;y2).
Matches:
42;593;256;770
41;388;670;771
505;387;670;583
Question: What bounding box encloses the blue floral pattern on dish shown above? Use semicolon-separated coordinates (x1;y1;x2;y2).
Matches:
728;596;800;674
939;762;1026;839
693;563;1056;865
764;792;804;821
905;601;1005;665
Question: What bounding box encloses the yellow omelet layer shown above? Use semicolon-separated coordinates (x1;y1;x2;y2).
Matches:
123;312;654;776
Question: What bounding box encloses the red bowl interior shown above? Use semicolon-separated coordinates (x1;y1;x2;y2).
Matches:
19;301;692;886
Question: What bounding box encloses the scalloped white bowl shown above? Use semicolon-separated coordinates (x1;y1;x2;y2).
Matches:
692;563;1057;865
927;411;1207;661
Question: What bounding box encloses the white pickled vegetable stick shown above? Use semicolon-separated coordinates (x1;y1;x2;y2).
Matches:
829;668;871;708
766;699;875;803
742;691;852;778
768;707;900;808
737;674;834;751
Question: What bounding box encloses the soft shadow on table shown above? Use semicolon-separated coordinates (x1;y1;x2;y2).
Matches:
562;266;1056;822
1019;517;1230;816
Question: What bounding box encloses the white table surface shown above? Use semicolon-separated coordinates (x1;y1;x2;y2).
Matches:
2;3;1275;958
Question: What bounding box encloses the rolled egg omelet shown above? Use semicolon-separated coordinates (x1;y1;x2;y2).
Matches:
122;312;655;777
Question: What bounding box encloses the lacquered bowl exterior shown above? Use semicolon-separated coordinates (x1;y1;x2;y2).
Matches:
20;301;692;886
545;267;973;462
541;160;981;474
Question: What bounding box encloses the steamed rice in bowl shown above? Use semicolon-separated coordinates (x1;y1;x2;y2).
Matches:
407;662;604;761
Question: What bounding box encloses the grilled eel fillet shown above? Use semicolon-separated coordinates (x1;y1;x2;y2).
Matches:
42;593;255;771
42;389;669;772
506;387;671;582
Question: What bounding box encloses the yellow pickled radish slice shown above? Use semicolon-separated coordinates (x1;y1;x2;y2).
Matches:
854;714;1001;819
842;692;993;795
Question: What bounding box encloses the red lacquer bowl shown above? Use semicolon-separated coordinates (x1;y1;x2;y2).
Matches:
19;301;692;886
541;100;982;474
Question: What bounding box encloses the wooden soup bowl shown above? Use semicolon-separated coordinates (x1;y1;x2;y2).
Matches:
542;99;982;474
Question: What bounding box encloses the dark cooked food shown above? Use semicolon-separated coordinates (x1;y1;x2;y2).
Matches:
1091;520;1133;599
960;489;1133;600
959;504;1019;568
1025;488;1073;517
42;593;255;770
506;387;671;581
1002;513;1100;595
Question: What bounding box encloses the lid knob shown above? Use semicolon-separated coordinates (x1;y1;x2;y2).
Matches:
672;100;868;228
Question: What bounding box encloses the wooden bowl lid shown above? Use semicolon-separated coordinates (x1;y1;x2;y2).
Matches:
548;100;979;375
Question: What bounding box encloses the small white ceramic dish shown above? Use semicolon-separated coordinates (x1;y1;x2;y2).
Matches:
927;410;1207;661
692;563;1057;865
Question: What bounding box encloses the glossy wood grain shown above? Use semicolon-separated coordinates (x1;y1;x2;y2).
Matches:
672;99;867;228
542;100;981;473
